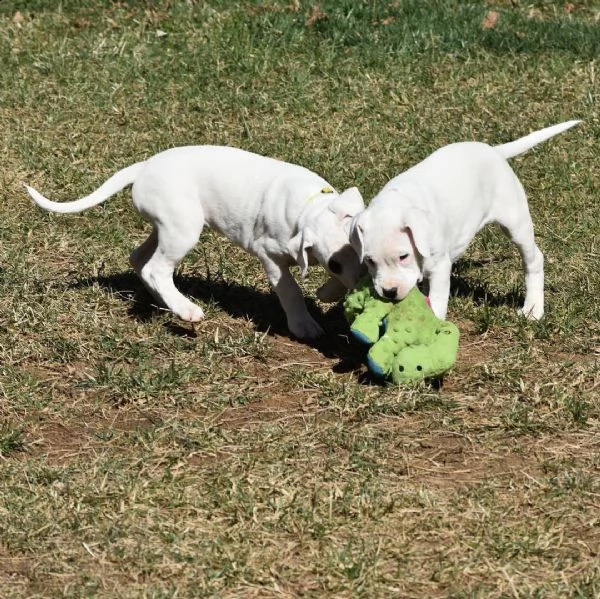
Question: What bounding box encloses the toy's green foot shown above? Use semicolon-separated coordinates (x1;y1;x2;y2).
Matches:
350;313;384;345
352;327;376;345
367;353;387;378
366;336;397;378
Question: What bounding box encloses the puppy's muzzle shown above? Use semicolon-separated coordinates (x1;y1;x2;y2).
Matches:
381;286;398;299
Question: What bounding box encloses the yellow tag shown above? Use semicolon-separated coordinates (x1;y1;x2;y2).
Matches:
306;186;335;204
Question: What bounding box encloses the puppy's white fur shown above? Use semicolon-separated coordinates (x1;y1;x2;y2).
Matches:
350;120;581;320
27;145;365;339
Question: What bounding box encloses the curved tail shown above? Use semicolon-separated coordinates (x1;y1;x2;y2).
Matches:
26;161;146;214
494;120;581;160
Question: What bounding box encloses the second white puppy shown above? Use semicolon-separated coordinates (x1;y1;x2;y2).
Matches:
27;146;365;339
350;120;580;320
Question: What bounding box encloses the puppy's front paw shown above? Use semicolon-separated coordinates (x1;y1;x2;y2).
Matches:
174;300;205;322
288;315;324;340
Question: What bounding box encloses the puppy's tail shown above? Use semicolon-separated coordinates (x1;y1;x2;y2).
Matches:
26;161;145;214
494;120;581;160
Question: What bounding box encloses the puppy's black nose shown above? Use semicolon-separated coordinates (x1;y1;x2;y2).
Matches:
382;287;398;299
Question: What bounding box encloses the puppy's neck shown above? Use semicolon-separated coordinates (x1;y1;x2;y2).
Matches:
297;193;330;225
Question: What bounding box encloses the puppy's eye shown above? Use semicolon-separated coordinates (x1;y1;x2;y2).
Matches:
399;253;410;262
364;257;375;267
328;259;342;275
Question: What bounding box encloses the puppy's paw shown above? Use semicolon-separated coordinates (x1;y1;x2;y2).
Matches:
288;315;324;340
518;303;544;320
316;277;347;303
174;300;205;322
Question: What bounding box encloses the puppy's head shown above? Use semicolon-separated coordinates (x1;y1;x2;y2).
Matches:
350;195;433;301
287;187;365;289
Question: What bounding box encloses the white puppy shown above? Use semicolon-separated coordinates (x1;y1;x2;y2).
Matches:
350;120;580;320
27;145;365;339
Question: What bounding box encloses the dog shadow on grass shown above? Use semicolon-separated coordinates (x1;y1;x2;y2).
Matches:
72;259;527;385
71;270;369;374
448;257;524;310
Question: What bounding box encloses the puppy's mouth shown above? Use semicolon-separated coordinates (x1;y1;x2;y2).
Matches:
375;284;413;302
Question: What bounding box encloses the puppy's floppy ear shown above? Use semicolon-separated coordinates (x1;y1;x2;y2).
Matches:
328;187;365;219
403;208;433;258
349;213;365;263
287;228;314;277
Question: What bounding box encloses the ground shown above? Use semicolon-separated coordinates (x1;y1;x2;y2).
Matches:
0;1;599;597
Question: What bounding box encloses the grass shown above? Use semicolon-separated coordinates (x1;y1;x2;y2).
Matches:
1;0;599;597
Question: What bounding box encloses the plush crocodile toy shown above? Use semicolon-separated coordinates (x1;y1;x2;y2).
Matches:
344;279;459;383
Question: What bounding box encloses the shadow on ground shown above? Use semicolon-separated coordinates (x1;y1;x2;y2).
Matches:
71;270;370;373
449;257;523;309
71;258;522;386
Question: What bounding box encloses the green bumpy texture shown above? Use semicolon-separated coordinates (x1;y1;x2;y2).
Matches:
344;279;459;383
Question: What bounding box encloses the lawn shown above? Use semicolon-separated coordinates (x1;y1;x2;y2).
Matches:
0;1;599;597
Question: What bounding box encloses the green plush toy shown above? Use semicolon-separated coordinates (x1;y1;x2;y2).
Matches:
344;279;459;383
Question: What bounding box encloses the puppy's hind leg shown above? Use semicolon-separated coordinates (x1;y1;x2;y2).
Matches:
501;222;544;320
131;222;205;322
130;227;159;277
497;185;544;320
